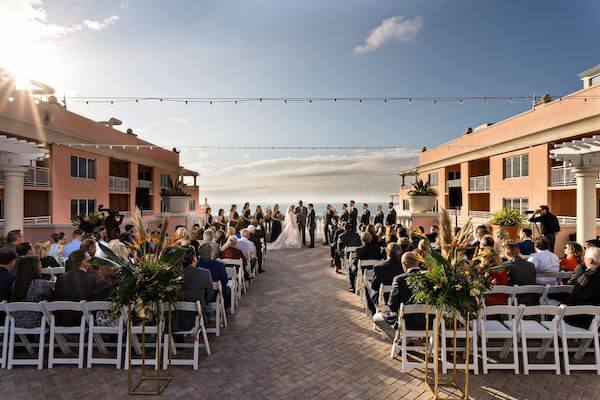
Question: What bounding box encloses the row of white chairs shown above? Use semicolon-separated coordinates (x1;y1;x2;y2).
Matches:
486;284;573;306
389;304;600;376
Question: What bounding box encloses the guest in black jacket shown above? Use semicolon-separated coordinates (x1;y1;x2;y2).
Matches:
565;247;600;328
248;225;265;273
54;250;97;326
503;242;538;305
0;251;17;302
348;232;384;293
365;243;403;316
335;223;361;273
330;221;345;265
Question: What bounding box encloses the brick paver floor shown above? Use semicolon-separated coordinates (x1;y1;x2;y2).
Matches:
1;246;600;399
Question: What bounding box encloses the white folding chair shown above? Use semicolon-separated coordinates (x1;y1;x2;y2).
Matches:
377;283;394;314
0;301;8;368
164;301;211;370
559;305;600;375
536;272;561;286
484;285;514;306
3;302;47;369
124;305;162;370
542;285;573;306
224;267;238;314
520;305;565;375
355;259;380;298
361;270;375;312
206;282;227;336
342;246;360;274
441;312;479;375
42;300;87;368
41;267;66;283
479;305;523;374
511;285;548;306
391;304;435;372
84;301;124;368
222;258;247;292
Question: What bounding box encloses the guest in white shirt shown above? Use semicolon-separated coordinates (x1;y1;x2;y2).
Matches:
93;226;110;259
236;229;256;264
527;237;560;285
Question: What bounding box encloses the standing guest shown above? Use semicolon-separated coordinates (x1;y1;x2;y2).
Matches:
349;200;358;232
565;247;600;328
528;205;561;253
270;204;284;243
560;242;584;272
527;236;560;285
366;243;403;316
229;204;239;228
201;230;221;259
54;250;97;325
335;222;361;273
204;207;213;229
196;243;231;310
10;257;54;328
1;230;24;256
0;251;17;301
63;229;84;259
16;242;34;257
307;204;316;248
34;241;61;269
503;242;538;305
518;228;536;256
360;203;371;228
348;232;384;293
215;209;226;231
385;202;397;226
324;204;335;245
247;225;265;273
374;205;384;226
220;236;249;278
49;232;67;261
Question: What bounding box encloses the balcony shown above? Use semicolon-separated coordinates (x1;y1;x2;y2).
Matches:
109;176;130;192
468;210;491;219
0;166;50;187
549;165;600;186
446;179;461;191
469;175;490;192
141;209;154;216
137;179;153;194
0;216;51;225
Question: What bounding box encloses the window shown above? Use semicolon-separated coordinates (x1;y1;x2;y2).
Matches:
189;199;196;211
70;156;96;179
70;199;96;218
402;199;410;211
428;172;439;187
503;198;529;214
160;173;171;188
503;153;529;179
591;75;600;87
448;171;461;180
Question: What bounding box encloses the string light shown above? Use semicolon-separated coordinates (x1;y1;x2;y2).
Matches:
8;96;14;102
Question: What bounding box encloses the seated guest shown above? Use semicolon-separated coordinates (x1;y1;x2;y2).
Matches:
527;237;560;285
16;242;33;257
1;230;24;256
220;236;249;278
214;230;226;247
335;222;362;273
201;229;221;259
49;232;67;261
63;229;83;259
467;225;489;259
93;226;110;258
10;257;54;328
54;250;97;325
0;251;17;301
373;252;426;338
504;242;537;305
173;247;214;331
365;243;403;316
477;238;508;306
248;225;265;273
518;228;535;256
237;229;257;271
348;232;384;293
34;241;61;269
565;247;600;328
79;239;97;261
560;241;584;272
196;243;231;310
385;225;398;245
107;239;130;260
171;227;188;245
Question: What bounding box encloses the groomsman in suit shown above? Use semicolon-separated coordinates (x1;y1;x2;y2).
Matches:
385;202;397;226
349;200;358;232
295;200;308;246
360;203;371;228
340;203;349;224
307;204;316;248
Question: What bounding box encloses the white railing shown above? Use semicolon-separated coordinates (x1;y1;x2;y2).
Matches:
0;216;51;225
137;179;153;194
469;175;490;191
109;176;130;192
0;166;50;187
446;179;461;191
468;210;491;219
556;215;600;226
549;166;600;186
141;209;154;216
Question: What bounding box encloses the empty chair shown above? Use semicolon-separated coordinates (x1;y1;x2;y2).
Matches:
355;259;380;298
224;266;238;314
205;282;227;336
519;305;565;375
85;301;124;369
42;300;87;368
479;305;523;374
164;301;211;370
391;304;435;372
559;305;600;375
512;285;547;306
3;302;47;369
441;313;479;375
221;258;246;292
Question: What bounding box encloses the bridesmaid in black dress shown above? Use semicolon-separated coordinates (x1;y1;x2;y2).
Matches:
269;204;283;242
204;206;213;229
240;202;251;229
215;208;226;231
229;204;239;228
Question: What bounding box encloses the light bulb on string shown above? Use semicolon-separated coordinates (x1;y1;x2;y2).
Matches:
334;98;337;103
8;96;14;102
433;99;437;105
358;99;362;105
309;99;312;104
283;99;287;104
408;98;412;104
458;98;463;104
481;97;487;103
508;97;513;103
384;99;388;104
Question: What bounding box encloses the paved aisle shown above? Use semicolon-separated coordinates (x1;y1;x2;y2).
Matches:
1;247;600;399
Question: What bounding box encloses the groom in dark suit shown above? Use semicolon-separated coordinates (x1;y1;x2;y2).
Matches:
307;204;316;248
295;200;308;246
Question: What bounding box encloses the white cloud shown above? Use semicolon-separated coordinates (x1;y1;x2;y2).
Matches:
82;15;119;31
186;149;419;203
354;15;423;54
167;117;190;125
120;0;134;8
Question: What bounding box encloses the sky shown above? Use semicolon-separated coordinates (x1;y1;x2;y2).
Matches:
2;0;600;203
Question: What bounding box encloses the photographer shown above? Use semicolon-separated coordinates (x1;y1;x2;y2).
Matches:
98;205;124;241
529;205;561;253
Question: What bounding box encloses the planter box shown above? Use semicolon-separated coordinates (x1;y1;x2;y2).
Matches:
162;196;189;213
409;195;436;213
491;224;521;241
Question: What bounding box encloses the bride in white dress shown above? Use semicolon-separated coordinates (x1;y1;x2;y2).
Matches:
268;205;302;250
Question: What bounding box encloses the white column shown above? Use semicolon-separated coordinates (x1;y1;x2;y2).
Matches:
574;167;599;245
1;165;27;233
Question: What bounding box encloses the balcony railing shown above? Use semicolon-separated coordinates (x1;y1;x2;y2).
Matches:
109;176;130;192
0;216;51;225
469;175;490;191
446;179;461;191
137;179;153;194
0;166;50;187
468;210;491;219
141;209;154;216
550;165;600;186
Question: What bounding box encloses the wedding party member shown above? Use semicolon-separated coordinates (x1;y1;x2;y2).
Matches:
324;204;335;245
196;243;231;310
348;232;384;293
527;236;560;285
229;204;239;228
270;204;284;243
560;242;584;271
340;203;349;224
269;205;302;250
335;222;361;273
239;202;252;229
254;205;264;223
349;200;358;232
385;202;396;226
215;208;226;231
0;230;24;256
204;207;213;229
360;203;371;228
373;205;384;226
295;201;308;246
565;247;600;329
0;251;17;301
307;204;316;248
10;257;54;328
529;205;561;253
518;228;535;256
366;243;403;316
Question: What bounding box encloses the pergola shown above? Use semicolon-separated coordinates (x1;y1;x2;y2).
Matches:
550;136;600;245
0;135;49;232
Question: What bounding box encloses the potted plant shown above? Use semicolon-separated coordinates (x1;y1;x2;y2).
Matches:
407;179;438;212
488;208;525;240
160;177;191;213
